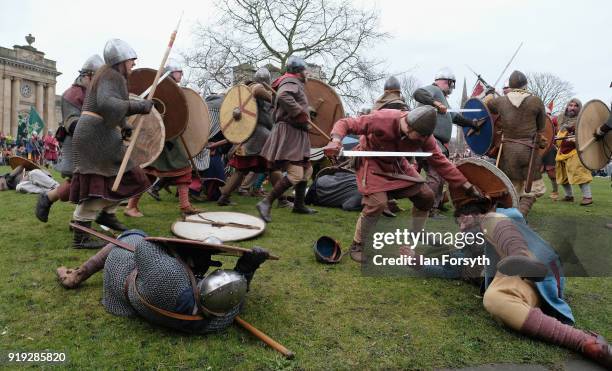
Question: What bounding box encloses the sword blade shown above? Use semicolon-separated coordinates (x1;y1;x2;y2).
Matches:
341;150;432;157
448;108;482;113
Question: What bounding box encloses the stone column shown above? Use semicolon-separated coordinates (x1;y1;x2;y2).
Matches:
11;77;21;137
35;82;44;117
1;76;10;135
44;84;56;133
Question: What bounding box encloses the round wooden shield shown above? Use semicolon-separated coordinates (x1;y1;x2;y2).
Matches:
576;99;612;170
538;115;555;157
128;68;188;140
171;211;266;242
220;85;258;144
304;78;345;147
180;87;211;158
449;158;518;209
461;98;495;156
126;94;165;168
8;156;41;171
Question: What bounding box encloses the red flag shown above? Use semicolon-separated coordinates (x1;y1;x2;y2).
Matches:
471;81;484;97
547;100;554;113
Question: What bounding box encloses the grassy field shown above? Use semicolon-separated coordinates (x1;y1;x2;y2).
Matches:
0;166;610;370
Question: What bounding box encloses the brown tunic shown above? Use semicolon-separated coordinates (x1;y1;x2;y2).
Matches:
260;74;311;164
486;92;545;181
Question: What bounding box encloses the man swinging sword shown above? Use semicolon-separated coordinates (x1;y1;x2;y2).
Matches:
324;106;485;263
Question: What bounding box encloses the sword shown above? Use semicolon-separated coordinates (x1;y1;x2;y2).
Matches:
448;109;482;113
341;150;432;157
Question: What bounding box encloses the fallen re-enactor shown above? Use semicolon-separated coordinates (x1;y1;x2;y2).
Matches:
399;160;611;368
324;106;484;263
56;231;269;333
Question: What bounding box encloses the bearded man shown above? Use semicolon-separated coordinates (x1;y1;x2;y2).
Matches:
555;98;594;205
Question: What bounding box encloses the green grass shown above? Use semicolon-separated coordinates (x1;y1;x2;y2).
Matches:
0;166;610;370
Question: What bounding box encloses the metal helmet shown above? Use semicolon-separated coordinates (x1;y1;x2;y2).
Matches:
508;70;528;89
313;236;342;264
286;56;306;73
407;106;437;137
253;67;271;86
384;76;400;91
80;54;104;74
198;269;248;316
164;61;183;75
103;39;137;66
434;67;456;82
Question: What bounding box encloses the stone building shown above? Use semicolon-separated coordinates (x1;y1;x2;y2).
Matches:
0;34;61;137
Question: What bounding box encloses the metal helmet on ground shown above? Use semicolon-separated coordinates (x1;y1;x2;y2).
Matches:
203;235;223;245
313;236;342;264
198;269;248;316
103;38;137;66
508;70;528;89
254;67;271;86
384;76;400;91
286;56;306;73
80;54;104;75
407;106;437;136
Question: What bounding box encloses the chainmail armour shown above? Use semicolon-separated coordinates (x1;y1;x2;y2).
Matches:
55;95;81;176
72;67;134;177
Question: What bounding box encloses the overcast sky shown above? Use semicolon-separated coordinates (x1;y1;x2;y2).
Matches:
2;0;610;111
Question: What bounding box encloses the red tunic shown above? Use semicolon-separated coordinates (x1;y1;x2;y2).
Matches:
331;109;468;195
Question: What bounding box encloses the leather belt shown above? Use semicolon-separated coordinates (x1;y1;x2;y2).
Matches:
82;111;102;119
502;137;535;148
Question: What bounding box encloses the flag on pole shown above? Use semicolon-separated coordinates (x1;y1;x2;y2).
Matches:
547;100;554;114
27;106;45;137
471;80;485;98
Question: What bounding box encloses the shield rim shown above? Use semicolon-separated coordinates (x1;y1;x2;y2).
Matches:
126;94;166;168
461;98;495;156
8;155;42;171
576;99;612;170
219;84;258;144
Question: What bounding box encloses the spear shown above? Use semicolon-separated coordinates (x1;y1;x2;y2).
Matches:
112;12;184;192
493;42;524;88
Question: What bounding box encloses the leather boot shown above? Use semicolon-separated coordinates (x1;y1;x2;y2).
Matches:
277;196;293;209
256;176;292;223
582;332;612;369
218;172;244;206
497;256;547;281
35;192;53;222
95;211;128;232
292;181;317;214
518;196;536;217
72;221;107;249
352;214;380;263
57;243;113;289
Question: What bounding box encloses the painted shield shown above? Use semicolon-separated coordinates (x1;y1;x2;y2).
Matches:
461;98;495;156
128;68;189;140
538;115;555;157
449;158;518;210
576;99;612;170
304;78;345;147
180;87;211;158
219;85;258;144
8;156;41;171
171;211;266;242
126;94;165;168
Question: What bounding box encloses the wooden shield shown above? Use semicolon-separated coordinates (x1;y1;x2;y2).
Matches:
576;99;612;170
538;115;555;157
220;85;258;144
8;156;41;171
128;68;188;140
461;98;495;156
180;87;211;158
171;211;266;242
126;94;165;168
304;78;345;147
449;158;518;209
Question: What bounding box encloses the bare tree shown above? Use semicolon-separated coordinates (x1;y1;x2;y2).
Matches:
399;75;421;110
527;72;575;115
183;0;389;107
